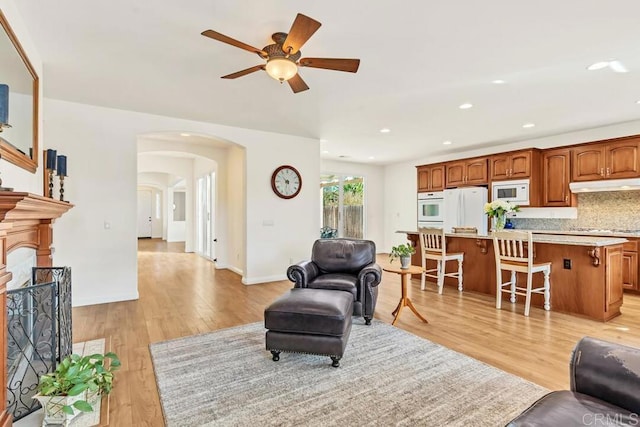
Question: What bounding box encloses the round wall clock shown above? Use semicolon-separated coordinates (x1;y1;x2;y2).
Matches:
271;165;302;199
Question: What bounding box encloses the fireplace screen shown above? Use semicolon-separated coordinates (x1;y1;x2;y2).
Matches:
6;267;72;421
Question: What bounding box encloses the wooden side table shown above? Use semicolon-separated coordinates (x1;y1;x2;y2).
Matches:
382;265;429;326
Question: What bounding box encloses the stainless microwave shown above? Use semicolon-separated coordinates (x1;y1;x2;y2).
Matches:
491;179;530;205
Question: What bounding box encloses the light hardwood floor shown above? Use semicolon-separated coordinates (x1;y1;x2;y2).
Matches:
73;239;640;426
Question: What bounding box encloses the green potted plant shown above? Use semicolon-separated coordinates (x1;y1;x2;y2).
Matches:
34;352;120;425
389;243;416;269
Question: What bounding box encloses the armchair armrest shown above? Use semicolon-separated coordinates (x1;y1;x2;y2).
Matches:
286;261;319;288
358;263;382;287
570;336;640;414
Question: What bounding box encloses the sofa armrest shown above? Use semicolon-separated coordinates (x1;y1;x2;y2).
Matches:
570;336;640;414
358;263;382;287
286;261;319;288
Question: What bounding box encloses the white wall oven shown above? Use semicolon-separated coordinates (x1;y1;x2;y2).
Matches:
417;191;444;226
491;179;530;206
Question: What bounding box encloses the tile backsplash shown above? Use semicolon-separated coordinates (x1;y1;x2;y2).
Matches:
511;191;640;231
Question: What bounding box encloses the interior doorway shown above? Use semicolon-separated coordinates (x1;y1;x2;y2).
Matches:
137;189;152;238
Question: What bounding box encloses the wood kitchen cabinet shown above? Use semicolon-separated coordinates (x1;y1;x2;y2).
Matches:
490;149;538;180
623;239;638;291
572;137;640;182
417;164;445;192
446;157;488;187
542;148;576;207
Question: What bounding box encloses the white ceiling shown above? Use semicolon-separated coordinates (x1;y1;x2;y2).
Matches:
14;0;640;165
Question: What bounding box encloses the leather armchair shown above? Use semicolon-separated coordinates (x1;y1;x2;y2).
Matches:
507;336;640;426
287;238;382;325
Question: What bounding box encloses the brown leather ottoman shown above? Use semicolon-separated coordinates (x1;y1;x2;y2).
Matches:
264;288;353;367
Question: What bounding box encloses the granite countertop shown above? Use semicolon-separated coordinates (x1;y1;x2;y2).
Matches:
397;230;627;247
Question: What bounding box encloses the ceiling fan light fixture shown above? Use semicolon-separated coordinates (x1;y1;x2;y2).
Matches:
265;57;298;82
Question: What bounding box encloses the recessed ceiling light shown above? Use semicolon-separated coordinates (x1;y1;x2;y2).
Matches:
492;80;505;84
320;138;328;143
636;100;640;104
322;150;329;154
368;156;375;160
379;128;391;133
180;133;191;137
522;123;535;128
459;103;473;110
443;140;452;145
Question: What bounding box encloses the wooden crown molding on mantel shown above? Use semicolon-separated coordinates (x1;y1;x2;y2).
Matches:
0;192;73;222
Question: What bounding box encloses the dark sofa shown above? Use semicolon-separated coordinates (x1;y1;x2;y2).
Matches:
507;336;640;426
286;238;382;324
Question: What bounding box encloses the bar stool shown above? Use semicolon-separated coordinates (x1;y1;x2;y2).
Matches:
418;227;464;294
493;230;551;316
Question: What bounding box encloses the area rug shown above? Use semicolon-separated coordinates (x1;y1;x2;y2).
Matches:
149;321;547;426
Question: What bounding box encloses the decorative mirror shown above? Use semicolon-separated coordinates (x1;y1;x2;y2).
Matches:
0;10;39;173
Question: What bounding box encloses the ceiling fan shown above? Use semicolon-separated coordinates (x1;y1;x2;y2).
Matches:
201;13;360;93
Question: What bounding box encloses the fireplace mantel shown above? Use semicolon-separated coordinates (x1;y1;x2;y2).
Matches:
0;192;73;427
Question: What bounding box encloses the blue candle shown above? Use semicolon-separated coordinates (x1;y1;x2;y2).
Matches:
46;149;57;170
0;84;9;126
57;155;67;177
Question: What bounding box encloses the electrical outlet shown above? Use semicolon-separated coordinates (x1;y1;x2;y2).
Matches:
563;258;572;269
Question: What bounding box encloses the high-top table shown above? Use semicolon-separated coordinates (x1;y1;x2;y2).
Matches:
382;265;429;326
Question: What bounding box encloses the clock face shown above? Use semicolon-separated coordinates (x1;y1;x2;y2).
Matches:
271;165;302;199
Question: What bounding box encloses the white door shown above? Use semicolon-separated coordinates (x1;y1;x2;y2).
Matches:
196;173;216;261
137;190;152;238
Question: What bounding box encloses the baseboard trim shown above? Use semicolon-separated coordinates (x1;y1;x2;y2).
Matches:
72;291;139;307
242;274;287;285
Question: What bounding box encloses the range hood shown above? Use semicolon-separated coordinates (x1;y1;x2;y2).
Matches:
569;178;640;193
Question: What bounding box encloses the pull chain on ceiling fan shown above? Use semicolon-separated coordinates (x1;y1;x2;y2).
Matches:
201;13;360;93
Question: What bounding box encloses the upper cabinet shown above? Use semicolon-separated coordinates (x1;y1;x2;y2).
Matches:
417;164;445;192
446;157;488;187
572;137;640;182
490;150;537;180
542;148;575;207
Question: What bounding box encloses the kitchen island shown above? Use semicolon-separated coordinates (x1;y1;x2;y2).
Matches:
400;231;627;321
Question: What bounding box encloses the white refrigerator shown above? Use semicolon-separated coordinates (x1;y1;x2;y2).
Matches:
443;187;488;234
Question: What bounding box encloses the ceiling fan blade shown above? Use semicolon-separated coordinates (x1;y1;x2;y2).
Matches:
221;65;265;79
202;30;267;57
287;73;309;93
299;58;360;73
282;14;321;55
609;60;628;73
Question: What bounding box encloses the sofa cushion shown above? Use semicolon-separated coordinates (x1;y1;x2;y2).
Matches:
264;289;353;337
308;273;358;299
507;390;637;426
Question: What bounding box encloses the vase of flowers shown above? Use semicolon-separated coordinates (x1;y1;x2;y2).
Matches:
484;200;520;231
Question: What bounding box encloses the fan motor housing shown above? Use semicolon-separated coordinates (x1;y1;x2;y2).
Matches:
262;33;301;62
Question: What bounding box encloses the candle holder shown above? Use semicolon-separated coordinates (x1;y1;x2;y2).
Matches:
59;175;65;202
48;169;55;198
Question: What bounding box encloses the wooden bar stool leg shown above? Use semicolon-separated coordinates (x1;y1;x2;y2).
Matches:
437;260;444;295
457;257;463;292
496;271;503;309
524;274;533;316
543;268;551;311
510;271;517;303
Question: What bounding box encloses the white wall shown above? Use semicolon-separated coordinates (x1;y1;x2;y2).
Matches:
44;99;319;305
226;145;245;275
382;119;640;251
321;160;385;252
